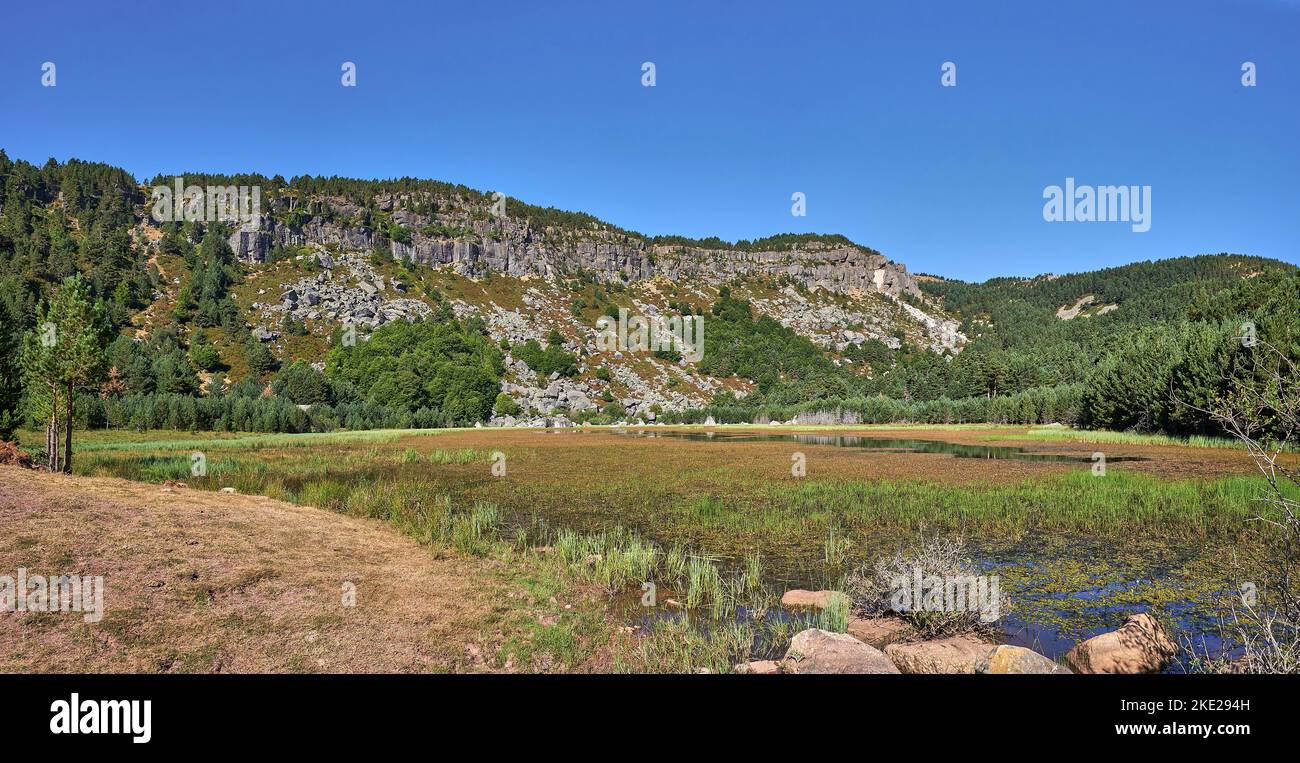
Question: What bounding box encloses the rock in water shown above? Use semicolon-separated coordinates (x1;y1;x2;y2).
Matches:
733;660;781;675
780;589;848;611
1064;613;1177;674
783;629;900;674
976;645;1071;674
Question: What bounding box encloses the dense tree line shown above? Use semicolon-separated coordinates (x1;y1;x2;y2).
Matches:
665;384;1085;426
681;266;1299;436
647;232;873;253
325;317;504;424
1080;270;1299;435
0;151;150;338
511;329;579;379
72;385;449;433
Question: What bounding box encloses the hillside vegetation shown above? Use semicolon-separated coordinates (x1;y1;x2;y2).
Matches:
1;149;1296;450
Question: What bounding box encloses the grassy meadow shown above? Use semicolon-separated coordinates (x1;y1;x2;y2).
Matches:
50;423;1298;668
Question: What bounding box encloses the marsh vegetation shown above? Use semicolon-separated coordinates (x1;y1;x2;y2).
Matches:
61;423;1300;671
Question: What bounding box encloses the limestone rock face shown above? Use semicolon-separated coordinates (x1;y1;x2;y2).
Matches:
883;636;995;674
1065;613;1178;674
232;195;921;298
783;629;901;674
228;218;272;263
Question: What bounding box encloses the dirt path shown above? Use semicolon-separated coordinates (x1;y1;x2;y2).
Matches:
0;466;522;673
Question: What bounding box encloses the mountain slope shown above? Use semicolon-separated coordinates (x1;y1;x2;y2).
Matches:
0;152;965;423
1;150;1294;434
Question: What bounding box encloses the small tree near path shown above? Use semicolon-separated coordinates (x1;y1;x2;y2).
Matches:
20;275;109;473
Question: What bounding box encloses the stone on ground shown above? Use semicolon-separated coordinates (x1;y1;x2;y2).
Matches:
846;616;915;649
976;645;1071;674
884;636;995;674
783;629;900;674
733;660;781;675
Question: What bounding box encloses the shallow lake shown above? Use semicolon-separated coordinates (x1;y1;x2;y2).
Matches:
613;428;1150;464
586;430;1232;670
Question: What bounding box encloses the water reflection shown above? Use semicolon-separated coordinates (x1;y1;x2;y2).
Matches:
609;429;1149;463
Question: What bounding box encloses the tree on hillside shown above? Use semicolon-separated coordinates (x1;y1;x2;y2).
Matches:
1080;324;1185;432
20;274;109;472
245;339;279;377
273;360;333;405
0;300;21;440
326;317;503;424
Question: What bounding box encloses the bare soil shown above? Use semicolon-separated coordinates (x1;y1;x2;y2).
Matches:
0;466;549;673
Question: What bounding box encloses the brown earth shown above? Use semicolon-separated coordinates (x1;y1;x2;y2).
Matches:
0;465;592;674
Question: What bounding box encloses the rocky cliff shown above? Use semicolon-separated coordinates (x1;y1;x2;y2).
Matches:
212;185;962;424
229;193;921;299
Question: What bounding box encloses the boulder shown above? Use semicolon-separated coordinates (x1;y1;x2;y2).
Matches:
733;660;781;675
976;645;1071;674
1064;613;1177;674
846;616;915;649
780;589;848;611
783;629;900;674
884;636;995;674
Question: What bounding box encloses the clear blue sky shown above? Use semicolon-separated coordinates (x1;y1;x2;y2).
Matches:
1;0;1296;281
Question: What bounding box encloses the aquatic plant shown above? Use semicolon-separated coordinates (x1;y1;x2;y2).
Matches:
843;533;1007;639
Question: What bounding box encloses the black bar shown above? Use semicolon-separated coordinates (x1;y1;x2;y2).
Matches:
0;674;1286;751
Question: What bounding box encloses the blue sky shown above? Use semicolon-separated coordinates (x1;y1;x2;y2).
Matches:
1;0;1296;281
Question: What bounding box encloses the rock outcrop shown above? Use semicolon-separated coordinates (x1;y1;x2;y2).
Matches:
230;194;922;299
254;253;431;331
1064;613;1178;674
220;190;966;420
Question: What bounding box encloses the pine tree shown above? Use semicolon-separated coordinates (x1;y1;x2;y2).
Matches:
20;275;109;471
0;300;21;440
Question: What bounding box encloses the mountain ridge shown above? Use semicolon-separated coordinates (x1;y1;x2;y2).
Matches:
1;150;1295;432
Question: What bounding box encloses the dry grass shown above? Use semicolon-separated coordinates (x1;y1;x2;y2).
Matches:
0;466;607;674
